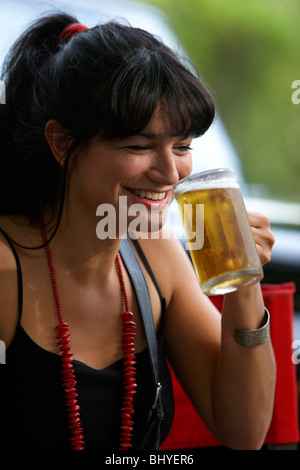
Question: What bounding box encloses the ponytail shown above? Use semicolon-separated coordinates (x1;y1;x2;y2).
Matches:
0;13;78;222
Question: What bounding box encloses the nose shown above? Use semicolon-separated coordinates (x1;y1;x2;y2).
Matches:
146;149;182;186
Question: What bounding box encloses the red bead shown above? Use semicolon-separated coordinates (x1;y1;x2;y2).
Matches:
122;311;134;321
123;396;134;403
122;406;134;413
55;322;69;331
122;420;134;427
123;328;136;335
120;425;133;433
61;354;73;362
123;376;135;382
65;398;78;407
124;370;135;376
120;442;132;449
120;433;132;441
123;354;135;360
68;404;81;412
69;434;84;442
123;359;136;366
61;363;74;370
122;340;135;347
65;391;78;399
123;332;136;338
57;337;70;345
123;320;136;328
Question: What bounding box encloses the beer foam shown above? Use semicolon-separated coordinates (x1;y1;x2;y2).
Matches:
174;178;240;195
174;168;240;196
182;179;239;191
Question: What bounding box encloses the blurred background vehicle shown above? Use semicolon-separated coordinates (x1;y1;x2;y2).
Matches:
1;0;299;320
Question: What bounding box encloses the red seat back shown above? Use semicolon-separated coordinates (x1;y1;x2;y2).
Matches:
161;283;299;449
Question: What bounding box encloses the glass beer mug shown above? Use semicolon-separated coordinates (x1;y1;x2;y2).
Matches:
173;168;263;295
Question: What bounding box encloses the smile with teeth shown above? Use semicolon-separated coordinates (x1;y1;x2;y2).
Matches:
130;189;167;201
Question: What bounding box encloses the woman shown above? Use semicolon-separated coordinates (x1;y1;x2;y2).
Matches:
0;13;275;450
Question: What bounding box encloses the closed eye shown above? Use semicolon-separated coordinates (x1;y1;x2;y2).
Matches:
127;146;149;151
174;145;193;153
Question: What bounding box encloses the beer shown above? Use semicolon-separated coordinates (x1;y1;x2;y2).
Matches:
174;169;263;295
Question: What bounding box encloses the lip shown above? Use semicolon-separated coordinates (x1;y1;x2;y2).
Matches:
125;187;170;209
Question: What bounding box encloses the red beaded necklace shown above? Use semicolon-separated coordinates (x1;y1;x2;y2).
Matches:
40;225;137;450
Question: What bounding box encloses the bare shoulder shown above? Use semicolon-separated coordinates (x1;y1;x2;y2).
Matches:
0;227;20;345
137;233;188;265
135;235;195;303
0;228;19;276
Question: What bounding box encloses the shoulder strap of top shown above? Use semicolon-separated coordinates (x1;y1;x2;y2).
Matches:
119;237;164;450
130;238;164;304
0;228;23;322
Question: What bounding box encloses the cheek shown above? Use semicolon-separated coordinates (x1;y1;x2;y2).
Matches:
69;161;109;206
70;158;133;207
178;156;193;179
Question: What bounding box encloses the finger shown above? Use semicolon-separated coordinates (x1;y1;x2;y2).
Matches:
247;211;270;230
255;242;273;265
250;226;275;265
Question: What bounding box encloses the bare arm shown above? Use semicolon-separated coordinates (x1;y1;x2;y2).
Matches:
0;235;20;347
162;212;276;450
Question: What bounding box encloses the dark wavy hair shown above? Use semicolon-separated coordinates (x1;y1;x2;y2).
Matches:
0;12;215;233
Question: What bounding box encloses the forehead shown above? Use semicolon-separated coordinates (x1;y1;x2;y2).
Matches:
143;106;172;133
139;105;189;139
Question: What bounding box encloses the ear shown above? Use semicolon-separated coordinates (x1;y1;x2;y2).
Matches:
45;119;73;165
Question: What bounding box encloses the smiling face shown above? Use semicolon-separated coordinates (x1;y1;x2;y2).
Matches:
67;106;193;236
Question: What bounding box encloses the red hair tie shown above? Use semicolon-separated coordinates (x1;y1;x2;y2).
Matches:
58;23;88;44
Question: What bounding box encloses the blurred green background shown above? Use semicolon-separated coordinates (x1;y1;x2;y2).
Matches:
141;0;300;202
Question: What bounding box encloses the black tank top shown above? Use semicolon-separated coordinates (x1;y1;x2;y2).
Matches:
0;235;174;450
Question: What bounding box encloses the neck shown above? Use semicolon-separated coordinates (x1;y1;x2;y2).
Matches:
43;205;124;284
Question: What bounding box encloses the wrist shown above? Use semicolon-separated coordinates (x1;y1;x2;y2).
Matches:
233;308;270;348
222;283;265;331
